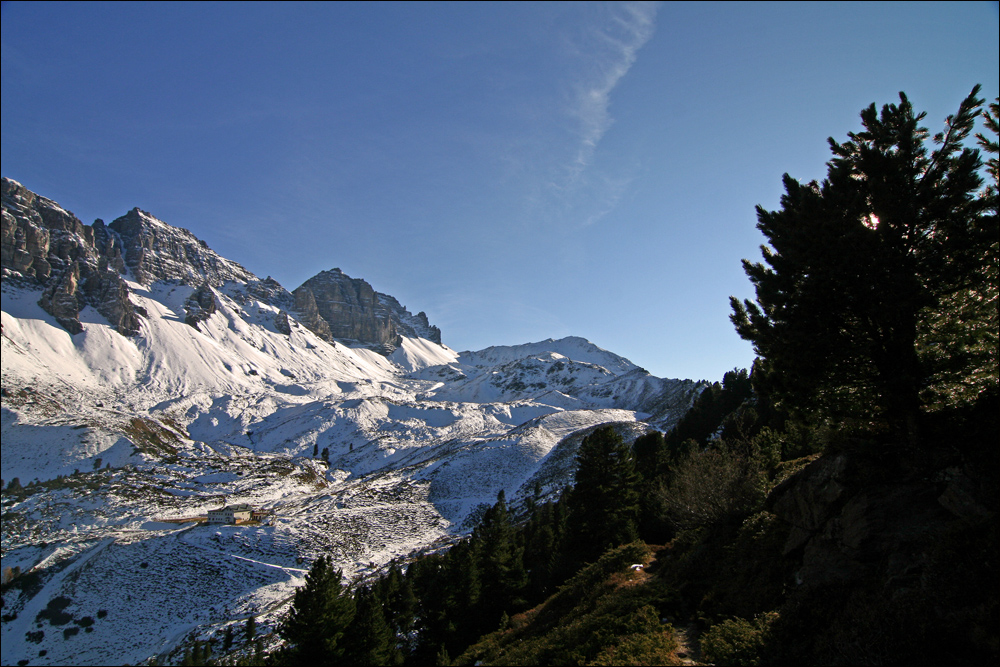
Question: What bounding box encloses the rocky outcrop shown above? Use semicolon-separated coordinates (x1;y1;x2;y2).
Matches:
274;310;292;335
184;282;218;330
293;268;398;349
2;178;142;335
292;268;442;352
768;450;995;590
378;294;442;344
3;178;443;350
245;276;293;309
291;285;334;341
108;208;255;286
37;260;85;334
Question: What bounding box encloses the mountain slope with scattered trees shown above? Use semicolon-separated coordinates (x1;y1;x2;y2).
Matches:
264;87;997;667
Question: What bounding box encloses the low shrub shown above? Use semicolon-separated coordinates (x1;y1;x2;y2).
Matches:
661;448;767;532
590;627;679;666
700;611;777;666
36;596;73;626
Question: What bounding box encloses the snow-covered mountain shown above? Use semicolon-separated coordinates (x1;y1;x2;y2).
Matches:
0;178;705;666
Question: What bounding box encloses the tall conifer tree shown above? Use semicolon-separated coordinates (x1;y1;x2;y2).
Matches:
565;426;640;564
279;555;355;663
373;561;416;651
344;585;395;666
473;490;527;628
731;86;995;447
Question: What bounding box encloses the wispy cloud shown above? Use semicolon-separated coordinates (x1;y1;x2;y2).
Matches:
566;2;658;181
520;2;657;231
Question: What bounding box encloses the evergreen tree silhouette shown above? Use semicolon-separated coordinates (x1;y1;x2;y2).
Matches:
279;555;355;663
731;86;995;447
565;426;640;565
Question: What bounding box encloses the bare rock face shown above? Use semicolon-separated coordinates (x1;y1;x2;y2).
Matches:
2;178;142;336
184;282;218;330
245;277;293;309
37;260;84;334
274;310;292;335
290;268;444;351
108;208;255;286
768;450;994;591
292;268;402;351
291;285;334;341
378;293;442;344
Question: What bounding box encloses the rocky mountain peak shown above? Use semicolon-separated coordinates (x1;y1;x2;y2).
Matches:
2;177;142;335
3;179;442;353
292;267;442;352
108;207;255;286
2;179;269;337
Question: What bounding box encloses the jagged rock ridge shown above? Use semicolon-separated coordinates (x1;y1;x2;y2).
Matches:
292;268;441;352
107;207;256;287
1;178;442;351
1;177;258;335
2;178;142;335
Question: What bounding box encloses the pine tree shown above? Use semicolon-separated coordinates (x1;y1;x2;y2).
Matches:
191;641;203;666
565;426;640;565
435;643;451;666
373;561;416;653
731;86;994;447
443;538;481;650
632;431;664;482
523;500;563;599
245;615;256;642
406;554;447;662
473;490;527;628
344;585;394;666
920;96;1000;411
279;555;355;663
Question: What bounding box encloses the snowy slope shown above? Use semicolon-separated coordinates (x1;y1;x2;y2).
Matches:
457;336;640;375
1;184;705;666
388;336;460;372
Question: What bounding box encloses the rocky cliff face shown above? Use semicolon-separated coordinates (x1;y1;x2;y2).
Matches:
378;293;442;344
1;179;271;337
183;282;218;330
768;449;995;590
108;208;255;286
3;178;443;351
1;178;142;335
292;268;441;351
1;178;253;336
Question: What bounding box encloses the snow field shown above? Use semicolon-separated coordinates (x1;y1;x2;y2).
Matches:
3;274;703;666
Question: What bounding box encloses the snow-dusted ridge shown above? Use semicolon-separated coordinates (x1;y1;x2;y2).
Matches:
1;180;705;666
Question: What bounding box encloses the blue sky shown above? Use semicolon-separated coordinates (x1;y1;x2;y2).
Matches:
3;2;998;381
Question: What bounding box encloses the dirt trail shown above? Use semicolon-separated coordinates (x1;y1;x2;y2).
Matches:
674;623;703;665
